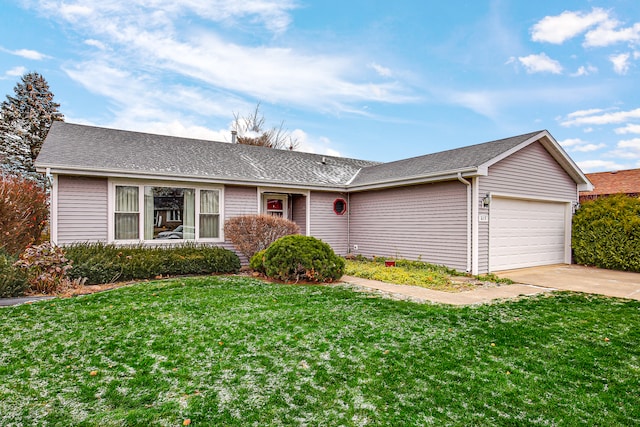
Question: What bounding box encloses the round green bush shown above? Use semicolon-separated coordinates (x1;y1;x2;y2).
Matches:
260;235;344;283
249;249;267;273
572;195;640;272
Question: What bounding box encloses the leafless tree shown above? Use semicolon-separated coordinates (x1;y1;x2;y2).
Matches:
232;102;299;150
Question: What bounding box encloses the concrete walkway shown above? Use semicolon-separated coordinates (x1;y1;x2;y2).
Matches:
0;295;54;307
341;275;554;306
495;264;640;301
342;264;640;305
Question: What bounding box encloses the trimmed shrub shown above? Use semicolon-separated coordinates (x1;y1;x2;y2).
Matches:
224;214;300;260
0;251;28;297
572;195;640;272
249;249;267;272
0;174;48;256
13;242;77;294
64;243;241;284
258;235;344;283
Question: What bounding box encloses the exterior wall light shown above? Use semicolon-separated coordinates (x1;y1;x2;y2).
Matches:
482;194;490;208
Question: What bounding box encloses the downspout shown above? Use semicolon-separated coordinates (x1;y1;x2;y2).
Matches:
46;168;57;246
347;193;351;254
457;173;472;273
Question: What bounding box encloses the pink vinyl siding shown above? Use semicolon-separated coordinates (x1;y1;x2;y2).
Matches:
349;181;468;271
57;176;108;244
291;194;307;236
309;191;349;255
477;141;578;273
224;185;258;220
221;186;258;263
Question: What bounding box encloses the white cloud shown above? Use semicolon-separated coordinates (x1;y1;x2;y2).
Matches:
615;124;640;134
618;138;640;149
558;138;586;147
138;120;231;142
561;108;640;126
578;159;626;172
369;62;393;77
84;39;107;50
58;3;93;22
531;8;609;44
584;21;640;47
570;65;597;77
531;7;640;50
573;143;607;152
12;48;48;60
610;53;631;75
291;130;342;157
558;138;605;152
32;0;414;118
0;46;49;60
64;60;248;132
567;108;605;118
518;53;563;74
38;0;297;35
3;66;27;78
606;139;640;161
446;90;502;120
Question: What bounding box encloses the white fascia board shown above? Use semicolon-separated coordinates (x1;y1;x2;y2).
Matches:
36;166;348;192
346;168;480;192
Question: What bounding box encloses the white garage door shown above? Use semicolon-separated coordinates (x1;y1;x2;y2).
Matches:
489;197;568;271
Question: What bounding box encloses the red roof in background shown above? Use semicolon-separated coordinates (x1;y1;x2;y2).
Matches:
581;168;640;196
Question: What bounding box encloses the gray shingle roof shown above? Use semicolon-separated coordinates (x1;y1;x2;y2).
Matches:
36;122;379;188
349;131;542;187
35;122;547;189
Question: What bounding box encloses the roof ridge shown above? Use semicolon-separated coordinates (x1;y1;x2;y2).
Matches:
53;121;380;166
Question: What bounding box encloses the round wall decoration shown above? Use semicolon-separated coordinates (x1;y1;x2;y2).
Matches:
333;198;347;215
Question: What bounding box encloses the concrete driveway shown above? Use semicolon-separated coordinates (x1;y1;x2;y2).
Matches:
495;264;640;301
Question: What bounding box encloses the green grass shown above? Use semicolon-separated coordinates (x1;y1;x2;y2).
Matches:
344;258;512;291
1;276;639;426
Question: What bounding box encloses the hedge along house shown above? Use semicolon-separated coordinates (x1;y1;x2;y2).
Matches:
35;122;592;274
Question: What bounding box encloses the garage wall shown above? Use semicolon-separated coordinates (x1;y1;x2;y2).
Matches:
349;181;468;271
478;141;578;272
57;176;108;244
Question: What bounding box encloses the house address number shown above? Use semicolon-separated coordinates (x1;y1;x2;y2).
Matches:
479;214;489;222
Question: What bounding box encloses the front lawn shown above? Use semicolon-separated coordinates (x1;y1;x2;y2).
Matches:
1;277;639;426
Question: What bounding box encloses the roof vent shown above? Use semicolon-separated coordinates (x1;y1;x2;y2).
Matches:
231;130;237;144
321;156;327;165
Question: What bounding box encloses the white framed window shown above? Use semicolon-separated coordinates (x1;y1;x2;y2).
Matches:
111;182;222;242
199;189;220;239
114;186;139;240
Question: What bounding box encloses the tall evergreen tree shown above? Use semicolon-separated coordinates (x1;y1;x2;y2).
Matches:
0;72;64;182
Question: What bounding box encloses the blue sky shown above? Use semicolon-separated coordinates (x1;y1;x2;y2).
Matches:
1;0;639;172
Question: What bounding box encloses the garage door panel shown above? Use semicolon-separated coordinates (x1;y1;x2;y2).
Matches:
490;198;568;271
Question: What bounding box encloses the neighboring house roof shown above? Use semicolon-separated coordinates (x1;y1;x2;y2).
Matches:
35;122;592;191
580;168;640;198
